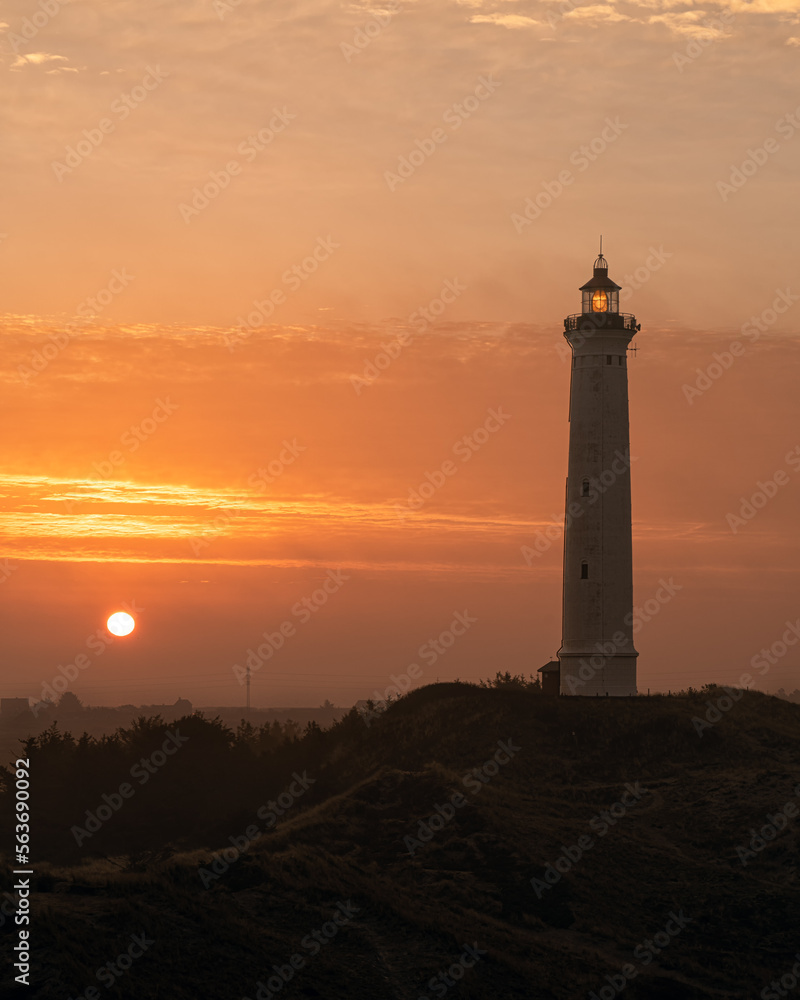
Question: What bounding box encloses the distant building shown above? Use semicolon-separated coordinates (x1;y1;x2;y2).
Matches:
537;661;561;696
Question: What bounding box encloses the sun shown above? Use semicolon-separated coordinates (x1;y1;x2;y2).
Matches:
107;611;136;637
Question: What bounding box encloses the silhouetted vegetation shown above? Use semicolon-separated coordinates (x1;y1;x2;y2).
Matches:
0;713;312;864
1;683;798;999
479;670;542;690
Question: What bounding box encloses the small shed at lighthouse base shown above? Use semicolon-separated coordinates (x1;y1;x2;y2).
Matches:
538;660;561;696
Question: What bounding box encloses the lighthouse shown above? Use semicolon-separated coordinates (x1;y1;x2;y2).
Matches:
557;247;640;696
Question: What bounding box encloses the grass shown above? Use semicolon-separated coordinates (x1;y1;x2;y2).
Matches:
1;682;798;998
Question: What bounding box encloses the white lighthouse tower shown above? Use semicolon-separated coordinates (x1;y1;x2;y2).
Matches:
557;247;640;696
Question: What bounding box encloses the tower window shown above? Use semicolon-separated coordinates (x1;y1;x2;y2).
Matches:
581;561;588;579
581;479;590;497
606;355;612;365
618;355;623;365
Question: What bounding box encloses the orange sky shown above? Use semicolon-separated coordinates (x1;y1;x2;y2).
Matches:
1;0;799;705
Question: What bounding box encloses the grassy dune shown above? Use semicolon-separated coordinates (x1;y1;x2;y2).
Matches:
2;683;798;999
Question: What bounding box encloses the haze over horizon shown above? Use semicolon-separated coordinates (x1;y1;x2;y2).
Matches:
2;0;799;707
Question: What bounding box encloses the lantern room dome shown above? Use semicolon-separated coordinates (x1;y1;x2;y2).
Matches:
580;260;622;294
578;251;621;315
563;246;641;333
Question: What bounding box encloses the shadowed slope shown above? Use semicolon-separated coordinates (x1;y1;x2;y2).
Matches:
3;683;798;999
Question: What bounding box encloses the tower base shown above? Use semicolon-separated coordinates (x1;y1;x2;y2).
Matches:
558;654;638;697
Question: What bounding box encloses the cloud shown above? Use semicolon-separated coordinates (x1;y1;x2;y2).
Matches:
469;12;542;25
2;309;800;703
0;0;799;339
10;52;68;68
621;0;690;7
727;0;800;10
563;3;632;19
0;472;541;572
648;9;730;35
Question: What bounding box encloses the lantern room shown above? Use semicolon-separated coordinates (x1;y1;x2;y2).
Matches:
579;252;621;315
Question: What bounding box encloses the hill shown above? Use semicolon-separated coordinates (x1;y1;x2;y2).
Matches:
1;682;798;999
